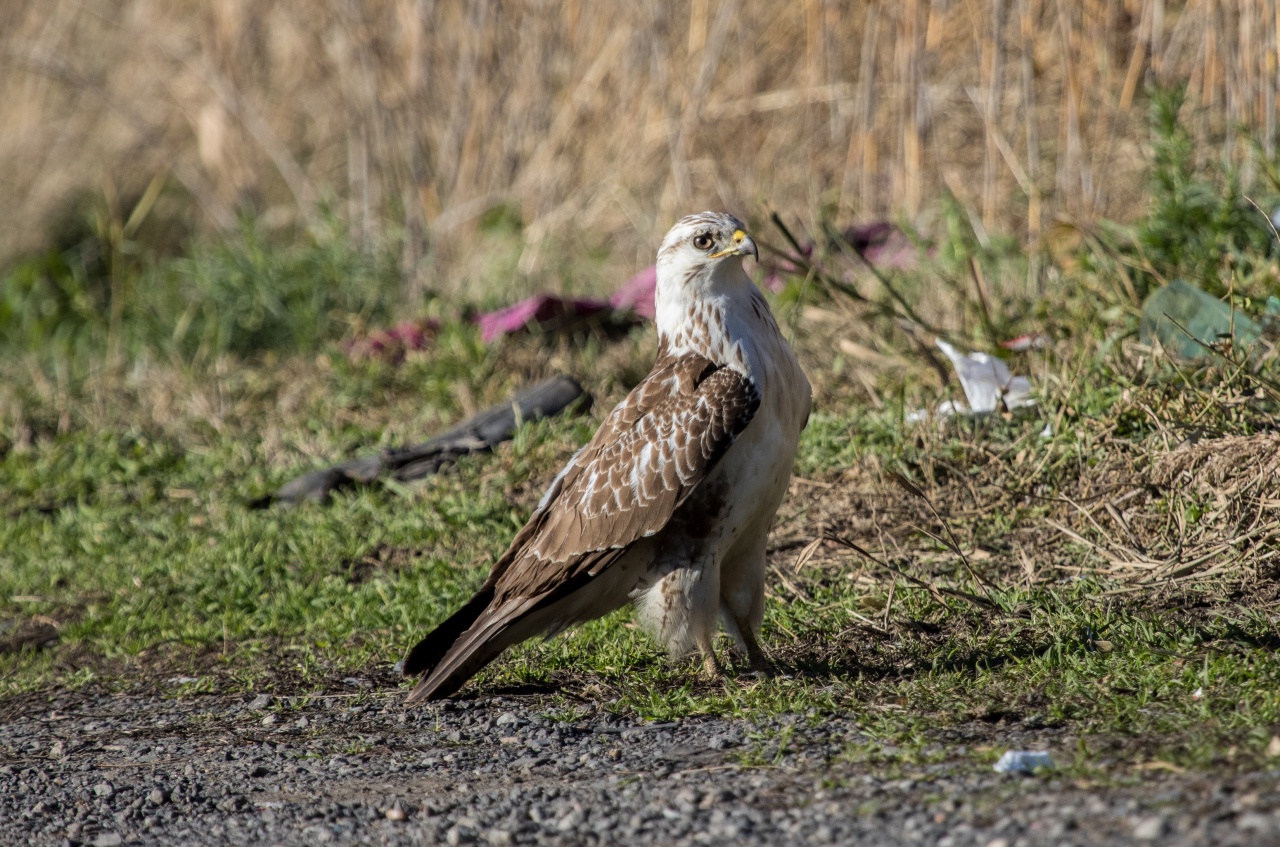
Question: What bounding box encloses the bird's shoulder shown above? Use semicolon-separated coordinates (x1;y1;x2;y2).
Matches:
582;350;722;448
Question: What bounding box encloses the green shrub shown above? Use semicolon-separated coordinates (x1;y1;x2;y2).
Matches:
0;244;107;356
155;223;403;359
1135;86;1280;296
0;217;405;363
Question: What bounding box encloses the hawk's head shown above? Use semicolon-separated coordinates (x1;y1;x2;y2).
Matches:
656;212;759;286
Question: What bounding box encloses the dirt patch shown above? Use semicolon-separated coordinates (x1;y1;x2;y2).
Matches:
0;616;60;654
342;545;428;585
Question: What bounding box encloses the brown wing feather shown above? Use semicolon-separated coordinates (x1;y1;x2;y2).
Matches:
402;353;759;701
486;354;757;596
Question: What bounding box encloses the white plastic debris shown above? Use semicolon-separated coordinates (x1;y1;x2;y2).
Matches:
1192;687;1204;700
935;339;1035;413
993;750;1054;774
907;340;1036;422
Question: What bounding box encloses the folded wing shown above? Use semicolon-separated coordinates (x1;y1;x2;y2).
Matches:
402;353;759;702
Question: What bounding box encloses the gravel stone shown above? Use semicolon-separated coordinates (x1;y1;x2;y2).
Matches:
446;823;478;845
1238;812;1273;832
0;688;1267;846
1133;815;1166;840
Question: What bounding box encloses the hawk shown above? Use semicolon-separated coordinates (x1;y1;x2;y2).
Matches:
401;212;812;702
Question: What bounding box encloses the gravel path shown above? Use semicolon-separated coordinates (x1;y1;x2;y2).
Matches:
1;682;1276;847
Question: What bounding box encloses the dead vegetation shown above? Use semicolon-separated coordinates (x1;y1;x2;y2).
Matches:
1077;431;1280;583
772;319;1280;608
4;0;1280;298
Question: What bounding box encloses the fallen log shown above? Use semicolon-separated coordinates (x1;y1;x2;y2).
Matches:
252;375;590;507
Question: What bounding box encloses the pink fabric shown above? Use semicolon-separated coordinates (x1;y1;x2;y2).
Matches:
342;318;440;363
842;222;926;270
610;266;658;320
1000;332;1049;352
354;221;925;356
475;295;613;343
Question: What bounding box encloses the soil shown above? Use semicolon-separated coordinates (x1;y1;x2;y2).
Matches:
1;680;1277;847
5;431;1280;846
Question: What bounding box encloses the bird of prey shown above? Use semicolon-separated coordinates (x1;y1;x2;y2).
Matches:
401;211;812;703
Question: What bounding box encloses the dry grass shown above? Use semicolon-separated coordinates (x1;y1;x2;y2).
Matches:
776;423;1280;605
3;1;1278;298
768;285;1280;600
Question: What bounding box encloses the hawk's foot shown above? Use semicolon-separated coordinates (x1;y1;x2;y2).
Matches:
698;648;727;680
735;623;776;675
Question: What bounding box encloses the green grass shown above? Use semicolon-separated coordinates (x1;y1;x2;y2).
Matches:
3;108;1280;776
2;301;1279;775
0;216;409;366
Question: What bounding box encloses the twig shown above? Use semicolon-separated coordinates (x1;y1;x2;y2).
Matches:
836;610;892;637
881;577;897;630
823;535;999;611
766;211;867;303
764;211;952;385
887;471;999;598
967;257;999;344
819;218;941;335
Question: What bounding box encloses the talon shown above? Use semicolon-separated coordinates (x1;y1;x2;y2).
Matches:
738;626;775;674
701;650;726;679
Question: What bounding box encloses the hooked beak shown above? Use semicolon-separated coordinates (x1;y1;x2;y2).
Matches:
709;229;759;263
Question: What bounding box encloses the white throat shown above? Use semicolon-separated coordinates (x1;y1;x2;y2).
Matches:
654;257;777;378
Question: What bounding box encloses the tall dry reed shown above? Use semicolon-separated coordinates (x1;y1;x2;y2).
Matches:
1;0;1276;295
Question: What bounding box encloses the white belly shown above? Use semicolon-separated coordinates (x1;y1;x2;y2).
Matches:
706;329;811;551
627;325;810;655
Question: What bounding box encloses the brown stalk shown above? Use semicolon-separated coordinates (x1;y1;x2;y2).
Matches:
824;534;1000;612
0;0;1275;299
887;471;999;599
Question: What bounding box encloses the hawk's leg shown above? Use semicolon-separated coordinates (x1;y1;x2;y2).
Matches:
635;551;723;676
691;572;727;680
734;620;775;674
719;539;771;672
698;641;726;679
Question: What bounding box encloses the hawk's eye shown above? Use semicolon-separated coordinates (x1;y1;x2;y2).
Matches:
693;233;714;251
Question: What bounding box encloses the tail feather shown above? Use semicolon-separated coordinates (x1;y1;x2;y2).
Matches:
401;588;494;680
403;572;602;704
405;609;534;704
